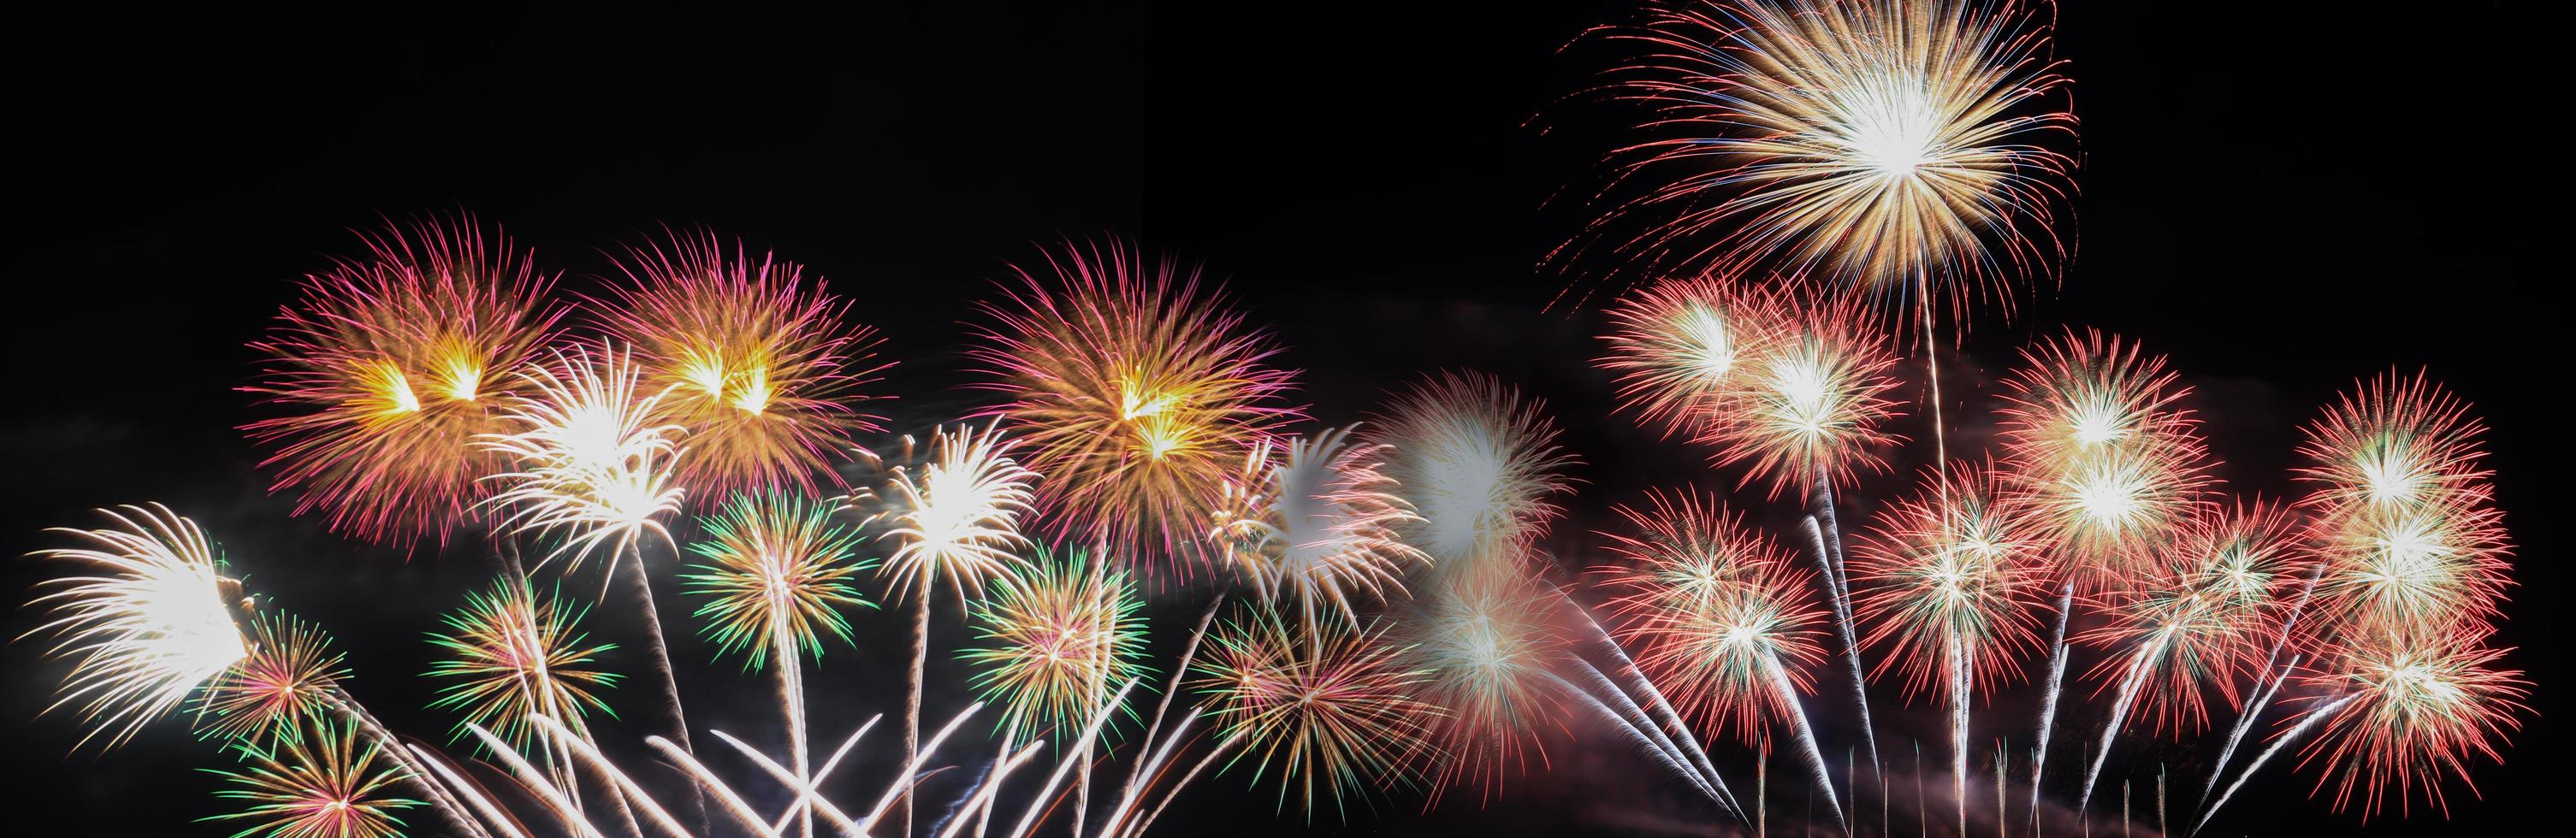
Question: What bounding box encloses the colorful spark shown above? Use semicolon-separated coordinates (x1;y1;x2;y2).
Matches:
196;611;352;744
683;492;876;669
962;547;1152;744
423;579;622;751
200;717;423;838
1192;607;1442;821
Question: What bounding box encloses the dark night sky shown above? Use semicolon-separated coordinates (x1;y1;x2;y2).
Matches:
3;3;2559;836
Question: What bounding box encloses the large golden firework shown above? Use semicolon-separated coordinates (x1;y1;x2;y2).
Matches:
244;215;564;546
595;231;885;499
970;239;1301;574
1574;0;2076;310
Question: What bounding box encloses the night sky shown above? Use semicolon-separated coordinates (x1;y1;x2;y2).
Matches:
3;3;2559;836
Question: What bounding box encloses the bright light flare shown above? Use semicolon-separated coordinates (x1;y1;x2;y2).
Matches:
26;504;250;752
879;422;1039;605
478;342;690;570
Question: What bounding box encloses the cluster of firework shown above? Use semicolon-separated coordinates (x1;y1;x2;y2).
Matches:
16;2;2526;837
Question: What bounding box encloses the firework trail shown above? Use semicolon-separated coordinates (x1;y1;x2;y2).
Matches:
243;214;565;547
1365;369;1578;574
1762;651;1845;831
2070;505;2298;817
969;237;1302;574
881;420;1039;838
683;492;874;838
1544;580;1741;817
594;228;889;500
25;504;250;751
1216;425;1429;640
200;716;425;838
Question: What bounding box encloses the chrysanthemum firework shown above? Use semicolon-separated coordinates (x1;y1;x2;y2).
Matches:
878;422;1040;606
1851;465;2050;701
682;493;875;669
1192;607;1442;820
25;504;250;751
1698;293;1904;498
478;342;689;570
423;579;621;751
2291;634;2530;819
961;547;1151;744
1597;276;1782;439
1997;329;2212;584
1405;563;1570;800
594;232;886;499
243;215;565;546
2308;495;2510;643
195;611;351;744
1596;487;1778;612
1364;371;1579;569
1567;0;2075;310
969;239;1301;573
1215;426;1429;634
2295;369;2490;520
1596;501;1824;741
200;717;423;838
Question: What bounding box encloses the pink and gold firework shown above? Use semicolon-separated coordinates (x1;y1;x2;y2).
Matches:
1596;497;1824;741
2078;505;2302;735
595;232;886;499
1570;0;2075;308
2291;634;2529;819
244;215;564;546
1191;607;1442;820
201;717;423;838
970;239;1301;573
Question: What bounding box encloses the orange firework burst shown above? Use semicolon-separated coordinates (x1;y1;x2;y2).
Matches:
1997;329;2212;587
1851;465;2051;700
2291;634;2530;819
1596;493;1825;741
1697;293;1904;498
1564;0;2075;310
244;215;565;547
1215;426;1429;634
195;611;351;745
1597;276;1783;439
595;231;886;499
1191;606;1442;821
1365;370;1579;569
969;239;1302;574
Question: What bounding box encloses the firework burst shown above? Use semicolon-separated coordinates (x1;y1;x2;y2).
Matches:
683;493;876;669
962;548;1152;744
1405;562;1571;800
879;422;1040;606
25;504;250;751
196;611;352;744
1566;0;2075;308
1216;426;1429;634
1998;328;2212;583
1699;293;1903;497
2291;634;2530;819
1597;277;1783;439
200;717;423;838
243;215;565;546
477;342;689;570
1596;500;1822;741
2295;369;2490;520
1191;607;1442;821
1365;371;1579;569
423;579;622;752
595;231;887;499
1851;465;2050;700
969;238;1301;573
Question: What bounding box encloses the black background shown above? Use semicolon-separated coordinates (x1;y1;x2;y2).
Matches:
2;3;2557;835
